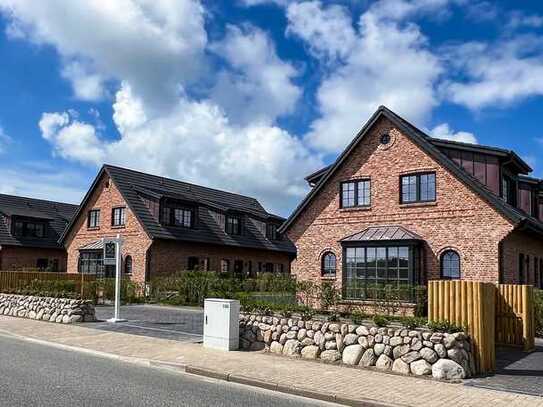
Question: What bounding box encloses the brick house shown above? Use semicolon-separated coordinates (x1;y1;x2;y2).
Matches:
60;165;295;283
279;106;543;304
0;194;77;272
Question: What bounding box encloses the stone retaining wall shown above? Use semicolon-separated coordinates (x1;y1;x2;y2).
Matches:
239;313;475;380
0;294;96;324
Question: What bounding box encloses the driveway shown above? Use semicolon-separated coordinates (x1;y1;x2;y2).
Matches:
93;304;203;342
465;338;543;397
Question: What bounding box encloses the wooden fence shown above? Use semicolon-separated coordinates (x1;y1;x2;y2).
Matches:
428;280;496;374
428;280;535;375
0;271;95;298
496;284;535;351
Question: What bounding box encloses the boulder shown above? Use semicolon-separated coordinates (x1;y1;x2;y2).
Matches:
389;336;403;347
375;355;393;370
301;345;320;359
392;344;410;359
320;350;342;362
420;347;438;363
343;333;358;346
374;343;385;356
359;349;377;367
447;348;468;365
401;351;421;364
434;343;447;358
358;336;369;348
432;359;466;380
410;359;432;376
392;358;411;375
282;339;301;357
356;325;369;336
342;344;364;365
270;341;283;354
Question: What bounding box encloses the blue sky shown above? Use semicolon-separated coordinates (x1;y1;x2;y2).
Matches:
0;0;543;216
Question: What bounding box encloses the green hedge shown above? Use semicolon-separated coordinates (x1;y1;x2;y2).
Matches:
148;271;296;306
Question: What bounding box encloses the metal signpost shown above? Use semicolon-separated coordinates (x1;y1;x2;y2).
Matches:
103;234;127;323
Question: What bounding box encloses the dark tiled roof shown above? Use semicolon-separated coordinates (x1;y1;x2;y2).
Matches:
63;165;295;255
341;226;422;242
0;194;78;249
281;106;543;236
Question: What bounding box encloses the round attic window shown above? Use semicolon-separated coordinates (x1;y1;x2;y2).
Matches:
380;133;391;145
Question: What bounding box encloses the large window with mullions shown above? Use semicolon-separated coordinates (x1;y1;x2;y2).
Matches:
343;245;417;300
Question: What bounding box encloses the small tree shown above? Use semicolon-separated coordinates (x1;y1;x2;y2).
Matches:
320;281;340;311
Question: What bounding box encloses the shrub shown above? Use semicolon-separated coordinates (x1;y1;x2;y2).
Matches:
327;312;341;322
10;279;79;298
320;281;339;311
373;315;389;327
399;316;427;330
350;310;369;325
427;320;465;333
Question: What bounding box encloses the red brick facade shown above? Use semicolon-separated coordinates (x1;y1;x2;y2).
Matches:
64;173;291;282
285;115;543;293
0;246;67;272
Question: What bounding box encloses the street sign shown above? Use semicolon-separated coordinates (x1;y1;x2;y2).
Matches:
103;240;116;265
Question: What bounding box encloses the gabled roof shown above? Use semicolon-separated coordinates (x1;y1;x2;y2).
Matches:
341;226;422;242
0;193;78;249
280;105;543;235
61;165;295;254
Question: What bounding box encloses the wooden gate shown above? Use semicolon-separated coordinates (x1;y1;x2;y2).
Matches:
428;280;496;374
428;281;535;374
495;284;535;351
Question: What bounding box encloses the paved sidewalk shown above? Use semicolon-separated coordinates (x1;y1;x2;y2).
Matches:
0;316;540;407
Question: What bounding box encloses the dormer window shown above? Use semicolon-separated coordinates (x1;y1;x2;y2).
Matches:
174;208;192;228
226;215;242;235
13;219;46;238
161;205;193;228
266;223;279;240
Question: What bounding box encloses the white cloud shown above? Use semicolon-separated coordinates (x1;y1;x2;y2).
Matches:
367;0;454;21
239;0;288;6
286;1;356;62
0;164;86;204
507;11;543;30
442;36;543;109
295;3;442;152
429;123;477;144
39;111;106;165
61;61;107;101
210;24;301;125
0;0;207;109
0;126;11;153
39;85;322;214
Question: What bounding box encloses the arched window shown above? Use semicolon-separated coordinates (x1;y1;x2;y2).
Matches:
441;250;460;279
321;252;337;277
124;255;132;275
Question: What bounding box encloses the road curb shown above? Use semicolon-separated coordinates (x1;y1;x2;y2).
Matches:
0;329;401;407
185;365;402;407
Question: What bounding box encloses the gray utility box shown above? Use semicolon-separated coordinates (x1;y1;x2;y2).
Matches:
203;298;240;351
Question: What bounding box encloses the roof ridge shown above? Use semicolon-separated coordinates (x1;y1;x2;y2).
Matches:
0;192;78;209
104;163;264;208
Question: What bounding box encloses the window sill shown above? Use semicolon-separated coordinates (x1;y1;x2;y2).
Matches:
340;206;371;212
111;225;126;229
399;201;437;209
87;227;100;231
321;276;336;280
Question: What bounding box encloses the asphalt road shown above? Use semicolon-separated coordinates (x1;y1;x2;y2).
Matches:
93;305;203;341
0;335;333;407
